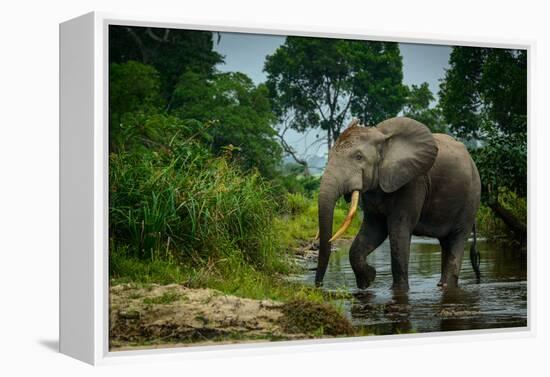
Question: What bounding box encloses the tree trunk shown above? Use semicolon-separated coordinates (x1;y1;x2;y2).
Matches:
487;198;527;243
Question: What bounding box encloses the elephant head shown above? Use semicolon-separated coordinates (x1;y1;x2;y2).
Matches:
315;117;438;287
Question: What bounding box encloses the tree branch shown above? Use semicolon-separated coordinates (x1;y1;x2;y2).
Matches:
124;27;148;63
275;131;310;176
295;81;328;123
145;28;170;43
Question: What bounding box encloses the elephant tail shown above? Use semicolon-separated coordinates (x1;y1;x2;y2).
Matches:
469;223;481;283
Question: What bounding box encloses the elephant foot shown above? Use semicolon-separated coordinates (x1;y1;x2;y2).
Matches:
355;264;376;290
391;281;409;292
438;275;458;289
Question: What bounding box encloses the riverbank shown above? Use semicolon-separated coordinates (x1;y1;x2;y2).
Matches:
108;193;362;349
109;283;354;350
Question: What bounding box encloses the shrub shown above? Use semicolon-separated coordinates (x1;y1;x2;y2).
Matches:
285;193;310;215
278;299;354;336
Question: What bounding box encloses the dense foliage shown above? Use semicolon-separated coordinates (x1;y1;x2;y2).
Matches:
109;113;282;270
170;71;282;177
109;27;288;287
109;26;223;100
402;83;447;133
440;48;527;139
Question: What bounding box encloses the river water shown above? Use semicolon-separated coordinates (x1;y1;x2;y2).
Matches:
300;237;527;334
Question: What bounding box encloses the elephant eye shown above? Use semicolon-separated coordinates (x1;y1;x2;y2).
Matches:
355;153;363;161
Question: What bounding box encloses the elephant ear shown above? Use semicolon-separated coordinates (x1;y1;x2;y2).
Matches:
377;117;438;193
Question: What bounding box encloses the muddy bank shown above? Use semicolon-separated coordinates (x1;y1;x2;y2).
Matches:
110;283;353;350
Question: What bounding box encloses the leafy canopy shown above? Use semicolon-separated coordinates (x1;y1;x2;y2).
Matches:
439;47;527;139
170;71;282;177
402;83;447;134
109;26;223;101
109;25;282;179
439;47;527;198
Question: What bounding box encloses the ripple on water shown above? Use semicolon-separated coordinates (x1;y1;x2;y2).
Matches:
300;237;527;334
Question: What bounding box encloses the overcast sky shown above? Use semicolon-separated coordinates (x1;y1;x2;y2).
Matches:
213;32;452;158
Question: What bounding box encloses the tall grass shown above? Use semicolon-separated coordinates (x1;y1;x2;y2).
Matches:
109;114;292;290
110;148;285;271
109;113;362;305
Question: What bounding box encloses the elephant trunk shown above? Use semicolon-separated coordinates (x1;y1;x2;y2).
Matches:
315;173;342;287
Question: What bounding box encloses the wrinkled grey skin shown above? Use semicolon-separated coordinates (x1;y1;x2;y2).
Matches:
316;117;481;291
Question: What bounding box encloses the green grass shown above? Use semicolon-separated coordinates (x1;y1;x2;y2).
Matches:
110;147;284;271
278;299;354;336
110;246;190;285
110;189;361;305
110;248;326;303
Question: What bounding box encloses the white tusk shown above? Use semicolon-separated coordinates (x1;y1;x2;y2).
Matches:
329;191;360;242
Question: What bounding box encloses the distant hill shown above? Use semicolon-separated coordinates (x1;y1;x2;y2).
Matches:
306;155;327;175
281;154;327;176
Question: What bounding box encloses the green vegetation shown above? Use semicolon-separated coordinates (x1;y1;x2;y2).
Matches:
110;189;359;303
109;26;222;100
171;71;282;178
275;192;361;250
476;191;527;240
110;132;282;270
279;299;354;336
402;83;447;133
108;111;311;301
142;291;186;305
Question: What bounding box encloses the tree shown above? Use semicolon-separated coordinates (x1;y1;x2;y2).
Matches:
439;48;526;139
402;83;447;133
109;25;223;104
264;37;408;152
439;47;527;241
171;71;282;178
109;61;164;151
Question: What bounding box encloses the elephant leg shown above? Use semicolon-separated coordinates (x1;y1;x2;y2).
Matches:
438;237;451;286
387;225;412;292
438;232;467;288
349;216;387;289
385;188;422;292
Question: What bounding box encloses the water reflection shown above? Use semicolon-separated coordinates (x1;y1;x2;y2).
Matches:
301;237;527;334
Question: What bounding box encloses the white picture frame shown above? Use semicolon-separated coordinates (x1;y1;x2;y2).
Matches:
59;11;534;365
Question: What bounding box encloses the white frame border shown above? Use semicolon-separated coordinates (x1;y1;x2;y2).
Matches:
59;11;535;365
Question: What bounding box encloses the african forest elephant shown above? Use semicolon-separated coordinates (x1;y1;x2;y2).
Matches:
316;117;481;291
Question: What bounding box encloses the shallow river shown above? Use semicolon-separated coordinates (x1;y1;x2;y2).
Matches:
300;237;527;334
